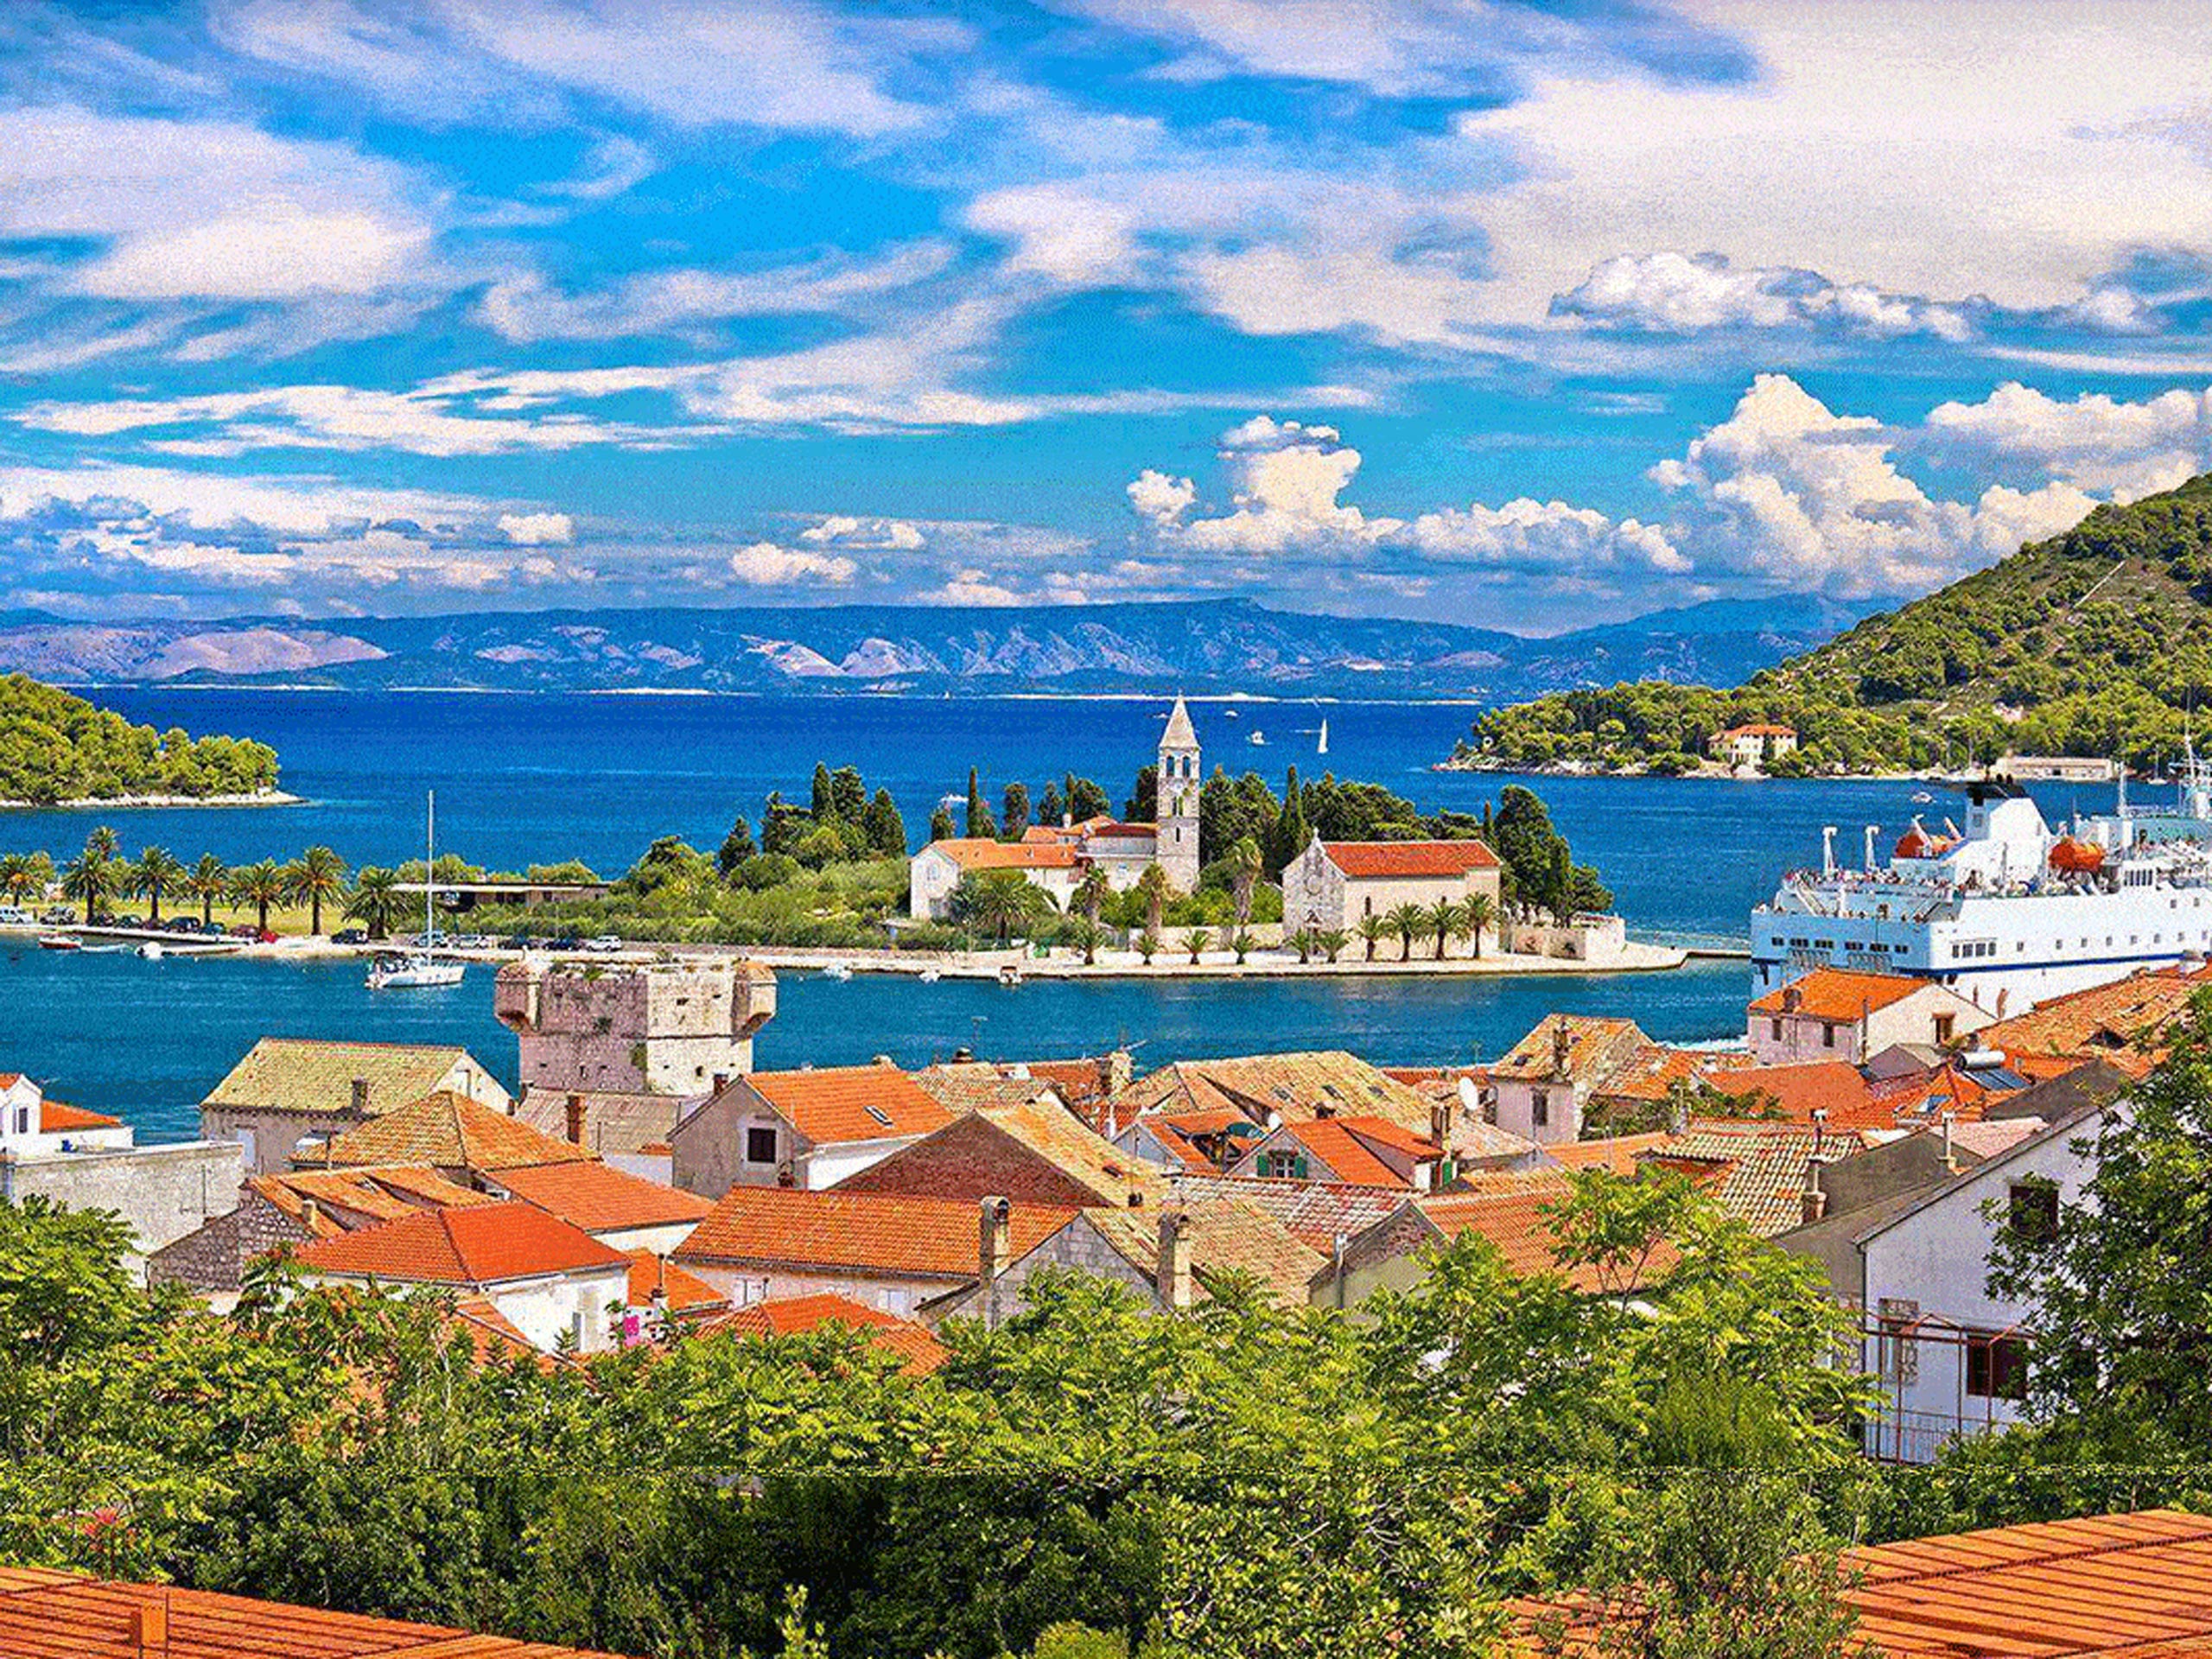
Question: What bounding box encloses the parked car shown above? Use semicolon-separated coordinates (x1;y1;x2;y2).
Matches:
228;923;261;938
332;928;369;945
40;906;76;925
0;906;33;927
544;935;583;951
163;916;200;933
583;934;624;953
112;914;144;930
503;934;533;951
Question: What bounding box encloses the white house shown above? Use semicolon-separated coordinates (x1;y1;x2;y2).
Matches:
906;837;1084;920
1280;837;1503;938
1709;722;1796;768
1748;968;1991;1065
1852;1103;2110;1463
0;1072;131;1156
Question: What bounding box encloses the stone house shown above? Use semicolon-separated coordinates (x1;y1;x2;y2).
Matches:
1221;1115;1446;1188
1489;1015;1652;1145
1280;836;1503;938
199;1039;508;1174
309;1089;593;1183
1708;722;1797;767
832;1096;1162;1209
289;1200;635;1355
1749;967;1989;1065
906;836;1084;921
669;1061;954;1198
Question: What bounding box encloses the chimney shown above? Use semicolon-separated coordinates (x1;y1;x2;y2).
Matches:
1156;1208;1193;1309
1941;1109;1957;1170
1104;1048;1134;1096
978;1195;1012;1325
1809;1106;1827;1160
132;1601;168;1656
711;1072;730;1097
298;1197;320;1235
1552;1020;1572;1077
564;1092;587;1146
1801;1161;1828;1226
350;1077;370;1116
1429;1099;1452;1153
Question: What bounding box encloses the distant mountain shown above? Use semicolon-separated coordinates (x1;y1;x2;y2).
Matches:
0;596;1865;702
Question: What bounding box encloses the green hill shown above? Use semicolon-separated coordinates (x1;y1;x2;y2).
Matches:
1453;474;2212;775
0;673;279;804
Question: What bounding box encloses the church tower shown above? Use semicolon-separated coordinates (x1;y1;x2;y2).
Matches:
1156;694;1202;892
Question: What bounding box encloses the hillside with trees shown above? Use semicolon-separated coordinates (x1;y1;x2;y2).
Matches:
0;672;279;804
1452;474;2212;776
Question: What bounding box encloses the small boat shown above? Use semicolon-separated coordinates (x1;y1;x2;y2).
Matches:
37;933;79;951
997;963;1023;988
823;961;854;982
1223;708;1239;720
137;941;163;960
1317;717;1329;756
1248;729;1267;747
918;965;943;983
371;790;466;989
1911;790;1934;803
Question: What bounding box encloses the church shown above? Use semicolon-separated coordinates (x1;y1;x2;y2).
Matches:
906;696;1203;920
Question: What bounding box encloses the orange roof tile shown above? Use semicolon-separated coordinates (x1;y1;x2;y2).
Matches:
676;1186;1080;1280
921;837;1080;870
1394;1174;1679;1293
1750;967;1938;1020
1709;1059;1878;1125
1319;838;1499;878
743;1063;956;1146
289;1200;630;1286
708;1292;949;1372
1086;1199;1328;1305
320;1090;591;1173
1980;967;2208;1072
37;1099;120;1133
1111;1050;1440;1137
489;1160;713;1232
1546;1132;1677;1173
1645;1120;1874;1236
0;1567;636;1657
251;1166;493;1233
623;1250;727;1314
1492;1015;1647;1085
1167;1173;1408;1251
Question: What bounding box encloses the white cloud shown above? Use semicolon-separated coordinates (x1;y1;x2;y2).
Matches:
921;568;1024;606
1554;252;1974;341
799;516;925;550
498;511;574;544
1127;469;1196;525
1137;416;1399;553
726;542;858;586
1405;499;1688;575
74;210;436;302
1919;382;2212;499
1649;374;2098;596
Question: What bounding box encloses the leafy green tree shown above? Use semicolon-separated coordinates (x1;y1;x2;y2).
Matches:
1067;776;1110;821
1265;766;1306;874
228;860;285;932
60;848;114;923
345;867;405;939
1135;863;1171;934
1123;764;1156;823
966;767;997;838
829;765;867;823
1135;928;1160;963
1463;893;1496;960
734;853;801;893
1037;781;1065;829
130;845;184;924
1071;868;1111;928
1062;917;1100;966
715;813;757;876
188;853;229;926
862;790;906;856
86;825;119;861
0;852;39;906
283;845;348;936
951;869;1050;943
1316;927;1347;963
760;792;810;859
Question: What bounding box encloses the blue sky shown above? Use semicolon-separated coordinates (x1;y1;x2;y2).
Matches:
9;1;2212;631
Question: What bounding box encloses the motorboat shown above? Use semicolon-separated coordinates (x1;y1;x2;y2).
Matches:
1248;729;1267;747
823;961;854;982
918;965;943;983
369;791;466;989
37;933;79;951
137;941;163;960
997;963;1023;987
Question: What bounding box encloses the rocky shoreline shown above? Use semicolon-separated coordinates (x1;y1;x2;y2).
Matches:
0;788;303;811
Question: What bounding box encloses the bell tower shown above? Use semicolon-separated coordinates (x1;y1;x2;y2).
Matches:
1157;694;1201;892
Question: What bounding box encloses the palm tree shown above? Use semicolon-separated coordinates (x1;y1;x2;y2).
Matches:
1356;913;1385;962
1136;928;1161;964
1289;927;1313;964
86;825;119;861
1072;867;1112;927
1462;893;1496;961
954;871;1034;945
1230;929;1256;964
1062;917;1100;966
229;859;285;933
1386;902;1423;963
345;866;405;940
1316;927;1347;964
0;852;40;906
1136;864;1172;935
1185;926;1212;965
1229;836;1262;927
188;854;229;928
60;849;114;923
132;845;185;925
1427;898;1465;961
284;845;349;936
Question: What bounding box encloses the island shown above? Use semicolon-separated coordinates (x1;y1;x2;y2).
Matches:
0;672;284;807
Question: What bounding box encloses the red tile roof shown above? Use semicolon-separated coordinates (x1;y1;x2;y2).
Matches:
708;1292;949;1372
743;1063;956;1146
1319;839;1499;878
1546;1132;1677;1173
1709;1060;1877;1125
489;1160;713;1232
676;1186;1080;1280
37;1099;121;1133
289;1200;630;1287
623;1250;727;1314
1750;967;1937;1020
920;837;1079;870
321;1090;591;1173
0;1565;635;1656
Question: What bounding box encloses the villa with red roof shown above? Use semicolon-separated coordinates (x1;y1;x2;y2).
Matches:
1281;835;1503;939
671;1060;956;1197
1749;967;1989;1065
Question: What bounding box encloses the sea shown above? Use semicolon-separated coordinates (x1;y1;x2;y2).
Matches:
0;689;2128;1141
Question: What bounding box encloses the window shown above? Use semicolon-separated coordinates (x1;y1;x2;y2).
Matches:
1258;1148;1307;1179
1770;1018;1783;1040
1934;1014;1955;1045
2007;1180;2060;1243
1821;1022;1837;1048
1532;1090;1550;1128
1967;1332;2030;1402
745;1125;779;1165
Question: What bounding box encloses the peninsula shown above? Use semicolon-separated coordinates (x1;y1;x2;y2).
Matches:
0;672;281;806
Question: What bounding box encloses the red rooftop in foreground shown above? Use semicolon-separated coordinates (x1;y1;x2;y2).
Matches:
0;1565;637;1657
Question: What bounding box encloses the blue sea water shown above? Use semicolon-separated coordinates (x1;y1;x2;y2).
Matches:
0;690;2127;1139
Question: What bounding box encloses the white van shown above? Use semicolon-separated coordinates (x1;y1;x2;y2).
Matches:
0;906;35;928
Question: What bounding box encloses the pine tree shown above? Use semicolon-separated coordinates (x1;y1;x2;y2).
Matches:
1001;781;1031;839
1037;781;1065;828
863;789;906;856
810;763;836;820
965;767;997;838
929;803;957;842
1068;776;1110;820
1124;764;1157;823
760;791;809;858
830;765;867;823
715;813;757;875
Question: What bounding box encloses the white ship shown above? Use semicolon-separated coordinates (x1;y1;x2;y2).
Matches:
1753;754;2212;1018
369;791;465;990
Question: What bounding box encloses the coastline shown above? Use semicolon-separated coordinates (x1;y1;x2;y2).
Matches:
0;788;303;812
1434;755;1958;784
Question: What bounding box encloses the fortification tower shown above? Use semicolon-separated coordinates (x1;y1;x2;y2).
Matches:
1157;694;1202;892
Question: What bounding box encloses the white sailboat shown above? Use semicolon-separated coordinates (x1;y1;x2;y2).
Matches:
368;791;466;989
1316;718;1329;756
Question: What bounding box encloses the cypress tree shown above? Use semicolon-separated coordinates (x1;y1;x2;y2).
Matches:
810;762;836;820
830;765;866;823
1037;781;1065;829
863;789;907;855
715;813;756;875
1002;781;1031;839
929;803;958;842
965;767;997;838
1267;766;1306;874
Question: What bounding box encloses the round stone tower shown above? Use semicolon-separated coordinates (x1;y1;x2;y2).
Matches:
1157;694;1202;892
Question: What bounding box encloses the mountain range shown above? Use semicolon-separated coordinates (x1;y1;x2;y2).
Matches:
0;595;1878;702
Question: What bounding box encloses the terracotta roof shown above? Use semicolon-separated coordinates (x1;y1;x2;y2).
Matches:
1088;1200;1327;1305
1593;1044;1751;1104
289;1200;630;1287
251;1166;493;1233
1643;1121;1872;1236
489;1160;713;1232
1408;1178;1678;1293
1980;967;2209;1074
1112;1050;1440;1137
1244;1116;1440;1186
706;1291;948;1372
1164;1173;1408;1252
976;1096;1165;1205
1546;1132;1677;1173
1715;721;1794;738
1750;967;1938;1020
1709;1060;1878;1125
913;1062;1068;1116
918;837;1079;870
743;1063;956;1145
1135;1107;1253;1172
1519;1509;2212;1658
0;1566;636;1657
37;1098;120;1133
677;1187;1080;1279
320;1090;592;1173
1083;819;1156;839
1492;1016;1646;1085
1318;838;1499;878
623;1250;727;1314
201;1038;480;1117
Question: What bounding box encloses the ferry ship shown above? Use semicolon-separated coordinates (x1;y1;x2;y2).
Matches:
1753;756;2212;1017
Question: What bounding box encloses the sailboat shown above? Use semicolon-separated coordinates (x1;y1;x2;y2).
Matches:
1316;718;1329;756
368;791;466;989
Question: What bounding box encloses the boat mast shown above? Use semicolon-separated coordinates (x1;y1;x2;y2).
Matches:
425;790;436;946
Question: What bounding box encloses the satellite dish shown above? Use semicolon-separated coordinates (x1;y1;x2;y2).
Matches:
1457;1076;1482;1114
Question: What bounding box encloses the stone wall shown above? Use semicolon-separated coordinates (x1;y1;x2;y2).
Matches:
3;1140;245;1274
499;959;774;1096
145;1185;308;1300
957;1214;1159;1327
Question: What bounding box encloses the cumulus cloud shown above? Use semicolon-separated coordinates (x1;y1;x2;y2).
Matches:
1127;469;1197;525
1919;382;2212;499
1554;252;1975;341
498;512;574;544
1649;374;2098;596
1404;499;1688;575
726;542;858;586
920;568;1024;606
799;515;925;550
1136;416;1398;554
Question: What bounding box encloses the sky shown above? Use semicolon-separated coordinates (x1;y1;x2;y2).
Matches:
10;3;2212;631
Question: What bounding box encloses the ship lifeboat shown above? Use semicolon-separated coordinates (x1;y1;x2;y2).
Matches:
1894;823;1947;859
2049;835;2105;875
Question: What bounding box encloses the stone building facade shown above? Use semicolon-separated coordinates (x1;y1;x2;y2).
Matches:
1156;695;1203;892
496;956;778;1096
145;1185;312;1306
1281;837;1503;938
